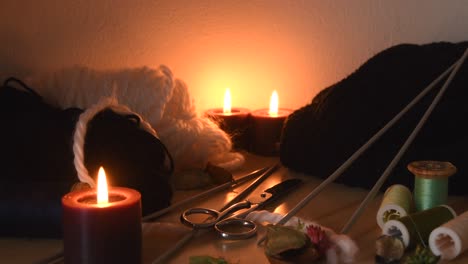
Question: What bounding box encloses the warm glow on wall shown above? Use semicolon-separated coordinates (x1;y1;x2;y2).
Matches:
193;60;304;113
3;1;465;113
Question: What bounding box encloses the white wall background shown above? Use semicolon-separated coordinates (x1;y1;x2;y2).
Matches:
1;0;467;112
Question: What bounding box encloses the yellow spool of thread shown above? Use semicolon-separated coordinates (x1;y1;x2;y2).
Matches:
408;161;456;212
376;184;413;229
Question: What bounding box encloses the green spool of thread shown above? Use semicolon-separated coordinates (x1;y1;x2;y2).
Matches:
382;205;457;249
408;161;456;212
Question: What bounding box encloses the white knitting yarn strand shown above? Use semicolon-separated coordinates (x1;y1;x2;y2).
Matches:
246;211;358;264
73;97;117;186
73;94;159;187
429;210;468;260
376;184;412;229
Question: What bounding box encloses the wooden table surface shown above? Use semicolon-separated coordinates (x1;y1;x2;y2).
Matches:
1;153;467;264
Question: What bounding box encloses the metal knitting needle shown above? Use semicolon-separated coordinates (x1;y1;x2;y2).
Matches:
257;52;462;245
142;166;270;221
341;47;468;234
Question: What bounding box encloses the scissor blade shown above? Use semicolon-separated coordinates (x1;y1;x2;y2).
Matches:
259;178;303;210
218;163;280;212
235;178;303;219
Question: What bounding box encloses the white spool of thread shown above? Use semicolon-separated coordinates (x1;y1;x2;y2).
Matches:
376;184;412;229
429;210;468;260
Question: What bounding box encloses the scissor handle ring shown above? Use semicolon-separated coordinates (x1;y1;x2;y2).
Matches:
180;207;220;228
214;218;257;240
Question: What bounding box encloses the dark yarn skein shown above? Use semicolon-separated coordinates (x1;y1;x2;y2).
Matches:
280;41;468;195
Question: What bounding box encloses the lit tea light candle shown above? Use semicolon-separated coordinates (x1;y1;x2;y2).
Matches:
62;167;142;264
206;88;251;149
251;90;292;156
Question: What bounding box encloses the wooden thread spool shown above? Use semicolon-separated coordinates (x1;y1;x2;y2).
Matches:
429;210;468;260
376;184;413;229
408;161;456;212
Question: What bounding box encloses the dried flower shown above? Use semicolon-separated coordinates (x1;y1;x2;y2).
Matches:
306;225;331;254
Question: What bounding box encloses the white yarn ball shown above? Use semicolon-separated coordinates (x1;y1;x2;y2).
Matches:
30;65;244;174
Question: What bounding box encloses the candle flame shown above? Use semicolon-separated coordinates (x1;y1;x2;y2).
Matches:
223;88;232;114
269;90;279;116
97;167;109;204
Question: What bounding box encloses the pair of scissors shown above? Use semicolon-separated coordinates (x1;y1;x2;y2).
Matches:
181;200;257;240
180;177;303;240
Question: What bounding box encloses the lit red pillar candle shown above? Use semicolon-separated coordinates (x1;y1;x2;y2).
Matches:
62;167;142;264
206;88;251;150
251;90;292;156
